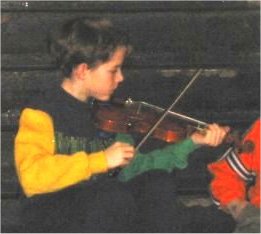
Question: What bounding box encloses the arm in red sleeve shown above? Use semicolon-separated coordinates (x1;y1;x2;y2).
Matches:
208;151;247;207
208;119;260;208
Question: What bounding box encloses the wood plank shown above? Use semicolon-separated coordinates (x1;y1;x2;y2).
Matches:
2;10;259;58
1;1;259;13
1;52;260;71
2;68;259;115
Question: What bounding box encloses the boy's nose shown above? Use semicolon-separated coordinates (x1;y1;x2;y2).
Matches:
116;71;124;83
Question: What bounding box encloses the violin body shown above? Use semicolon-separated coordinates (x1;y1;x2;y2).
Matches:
94;99;205;143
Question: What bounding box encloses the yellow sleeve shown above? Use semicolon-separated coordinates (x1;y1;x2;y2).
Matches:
15;108;108;197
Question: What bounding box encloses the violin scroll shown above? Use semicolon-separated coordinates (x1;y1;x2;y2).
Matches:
223;130;255;153
237;140;255;154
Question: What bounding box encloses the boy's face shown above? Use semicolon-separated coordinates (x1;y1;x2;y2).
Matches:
85;46;128;101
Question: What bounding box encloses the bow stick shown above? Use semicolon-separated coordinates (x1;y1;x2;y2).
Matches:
135;69;203;152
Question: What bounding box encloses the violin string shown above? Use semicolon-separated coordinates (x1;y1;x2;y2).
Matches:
139;101;208;127
135;69;203;152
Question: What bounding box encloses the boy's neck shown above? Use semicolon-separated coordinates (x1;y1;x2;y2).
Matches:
61;78;89;102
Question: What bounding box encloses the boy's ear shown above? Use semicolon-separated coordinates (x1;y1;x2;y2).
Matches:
74;63;89;80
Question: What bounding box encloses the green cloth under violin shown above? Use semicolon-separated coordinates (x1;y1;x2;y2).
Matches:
115;133;199;181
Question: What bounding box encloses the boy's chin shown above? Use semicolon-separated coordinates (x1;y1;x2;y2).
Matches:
96;95;111;102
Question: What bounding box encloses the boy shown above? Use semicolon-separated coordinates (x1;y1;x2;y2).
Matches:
15;17;229;232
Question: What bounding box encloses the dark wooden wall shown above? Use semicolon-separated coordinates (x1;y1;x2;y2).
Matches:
1;1;260;197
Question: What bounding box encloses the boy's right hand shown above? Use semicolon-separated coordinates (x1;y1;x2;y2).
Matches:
104;142;135;169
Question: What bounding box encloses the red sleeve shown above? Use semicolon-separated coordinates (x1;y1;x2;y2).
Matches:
208;153;246;207
208;119;260;207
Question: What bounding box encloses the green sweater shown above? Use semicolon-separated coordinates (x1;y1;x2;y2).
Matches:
115;133;199;182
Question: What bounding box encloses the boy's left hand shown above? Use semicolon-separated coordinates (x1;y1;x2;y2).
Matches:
191;123;230;147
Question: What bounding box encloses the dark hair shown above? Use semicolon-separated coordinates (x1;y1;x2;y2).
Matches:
49;17;131;77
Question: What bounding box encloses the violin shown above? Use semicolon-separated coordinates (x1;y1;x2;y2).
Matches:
93;98;254;153
94;98;201;142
